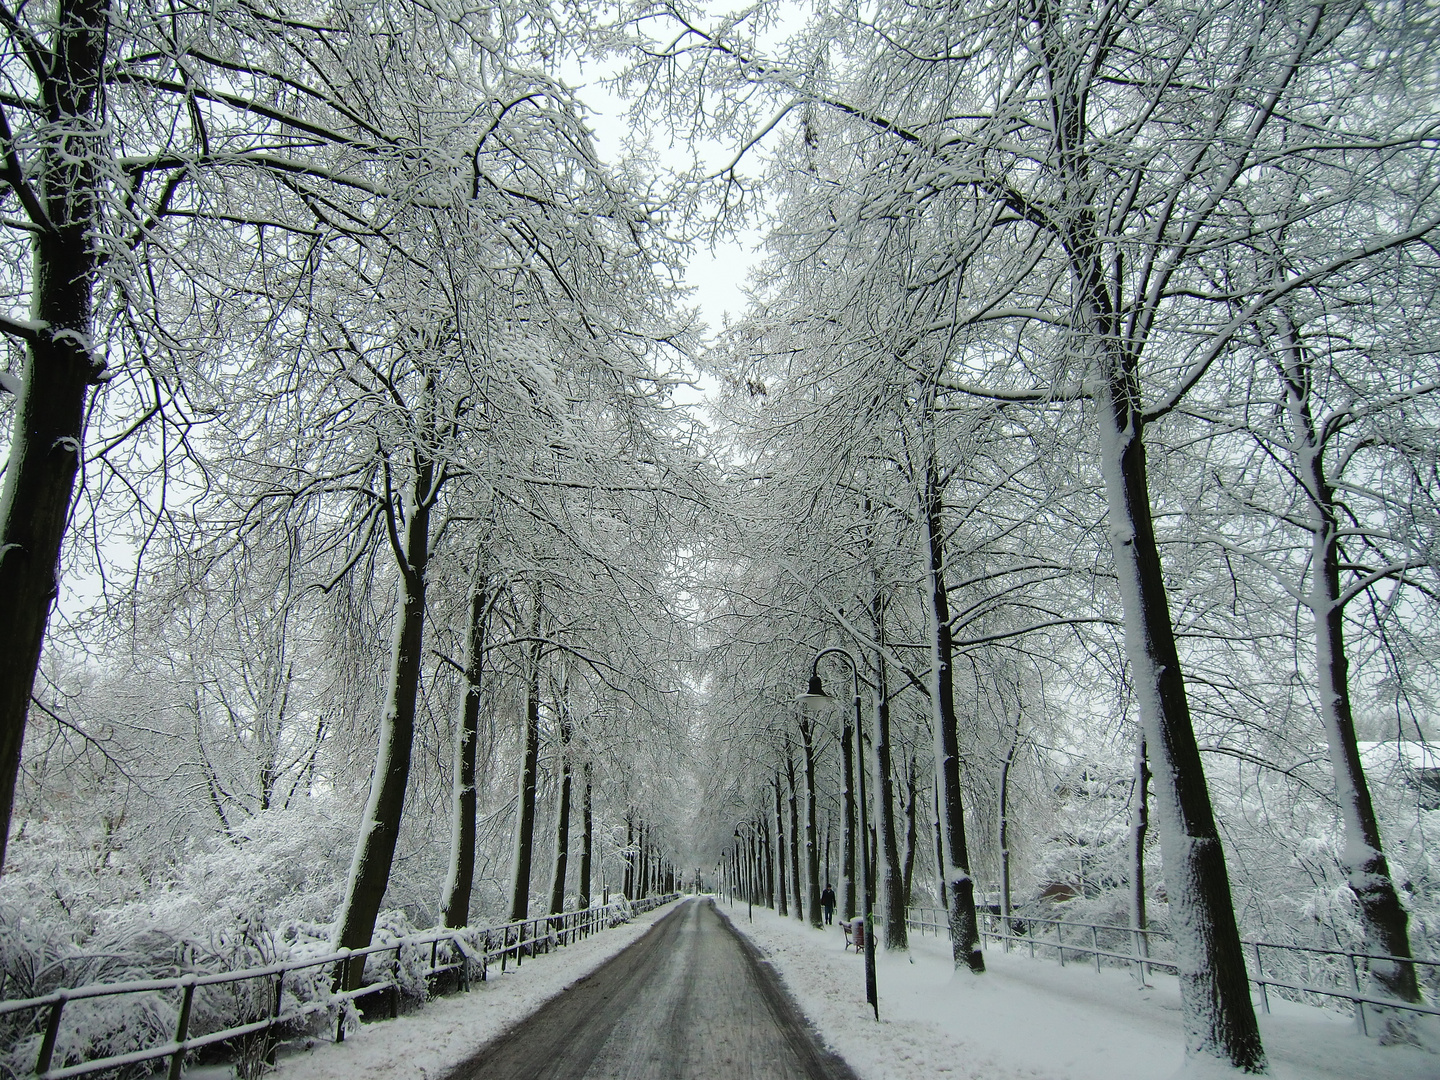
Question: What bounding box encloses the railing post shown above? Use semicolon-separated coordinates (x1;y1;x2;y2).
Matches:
34;992;67;1077
1091;926;1102;973
1057;921;1065;967
391;946;402;1019
168;975;197;1080
1252;942;1269;1014
1135;928;1150;984
1349;952;1367;1036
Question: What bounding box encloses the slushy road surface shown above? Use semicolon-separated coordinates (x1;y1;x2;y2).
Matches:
446;897;858;1080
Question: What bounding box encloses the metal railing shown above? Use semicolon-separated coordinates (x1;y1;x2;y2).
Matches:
906;907;1440;1036
1;894;680;1080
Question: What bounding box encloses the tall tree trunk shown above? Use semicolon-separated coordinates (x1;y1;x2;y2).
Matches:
1094;323;1261;1067
441;579;495;928
639;822;650;898
999;716;1020;928
1131;730;1150;951
578;761;593;910
334;450;435;986
1274;316;1420;1015
799;717;823;927
901;753;918;914
763;813;775;908
624;813;634;899
1034;0;1262;1054
869;610;908;949
774;773;789;917
933;778;948;912
920;457;984;972
841;718;857;921
0;0;107;876
785;739;803;920
508;593;543;922
549;712;573;915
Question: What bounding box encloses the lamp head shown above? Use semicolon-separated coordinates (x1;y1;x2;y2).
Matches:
796;673;835;715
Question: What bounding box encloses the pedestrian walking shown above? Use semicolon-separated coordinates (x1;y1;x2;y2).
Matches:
820;884;836;926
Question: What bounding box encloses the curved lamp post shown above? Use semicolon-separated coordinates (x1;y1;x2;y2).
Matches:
798;647;878;1021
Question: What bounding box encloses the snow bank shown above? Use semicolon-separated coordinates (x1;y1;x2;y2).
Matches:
267;902;677;1080
720;904;1437;1080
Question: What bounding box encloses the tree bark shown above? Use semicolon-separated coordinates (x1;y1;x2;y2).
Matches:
785;738;803;920
999;716;1020;928
334;449;435;986
841;718;856;921
920;456;984;972
441;579;495;928
901;754;918;914
869;620;907;949
0;0;108;876
549;711;573;915
933;778;948;912
624;812;634;899
578;761;593;910
799;717;823;927
1272;316;1421;1014
763;813;775;908
774;772;789;917
1095;338;1261;1067
1131;731;1149;938
508;593;543;922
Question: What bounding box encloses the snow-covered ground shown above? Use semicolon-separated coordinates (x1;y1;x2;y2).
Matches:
267;903;678;1080
718;901;1438;1080
257;897;1435;1080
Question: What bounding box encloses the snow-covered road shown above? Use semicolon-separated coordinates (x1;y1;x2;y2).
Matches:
446;897;855;1079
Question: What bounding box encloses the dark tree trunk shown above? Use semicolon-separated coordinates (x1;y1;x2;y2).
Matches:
999;718;1020;928
334;450;435;986
869;609;907;950
921;458;984;972
1069;187;1260;1058
1271;315;1421;1015
774;773;789;917
578;761;593;910
508;595;543;922
623;813;634;899
901;753;918;914
933;778;948;912
841;718;857;921
638;823;650;898
799;717;823;928
785;740;803;920
0;0;108;876
1099;383;1262;1066
1035;3;1262;1057
549;713;573;916
1131;730;1150;968
441;579;494;928
763;813;775;908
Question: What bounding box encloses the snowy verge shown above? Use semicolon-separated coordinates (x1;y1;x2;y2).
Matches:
718;903;1437;1080
267;901;682;1080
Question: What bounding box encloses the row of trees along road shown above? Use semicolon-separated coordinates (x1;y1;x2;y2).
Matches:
2;1;1438;1076
640;0;1440;1070
0;0;700;1008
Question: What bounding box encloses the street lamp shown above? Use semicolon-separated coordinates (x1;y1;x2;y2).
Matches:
798;647;878;1021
